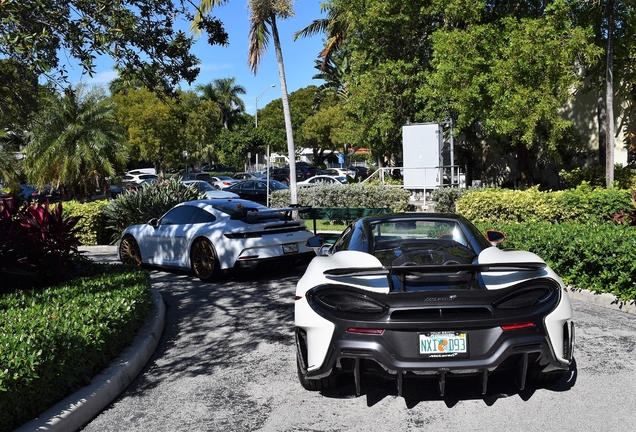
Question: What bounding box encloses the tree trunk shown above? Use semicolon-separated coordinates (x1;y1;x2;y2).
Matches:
598;87;606;167
270;15;297;204
606;0;615;187
516;141;533;186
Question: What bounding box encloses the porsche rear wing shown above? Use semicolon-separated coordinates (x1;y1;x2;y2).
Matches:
323;262;547;292
230;205;312;221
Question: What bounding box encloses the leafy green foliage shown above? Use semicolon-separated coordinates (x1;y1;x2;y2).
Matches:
269;184;411;212
0;199;82;290
456;184;632;224
62;200;111;245
24;84;127;200
0;263;151;431
430;186;479;213
559;164;636;189
0;0;229;96
215;124;270;170
476;221;636;301
102;178;204;241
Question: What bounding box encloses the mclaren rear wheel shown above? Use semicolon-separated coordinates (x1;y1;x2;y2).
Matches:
120;235;142;266
191;238;218;282
296;329;337;391
296;354;338;391
528;370;566;383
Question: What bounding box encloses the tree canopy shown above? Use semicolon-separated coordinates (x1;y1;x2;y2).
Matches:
0;0;229;97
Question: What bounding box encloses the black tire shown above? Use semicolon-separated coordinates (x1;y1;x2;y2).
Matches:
191;238;218;282
281;179;289;186
296;329;337;391
296;354;338;391
120;235;142;266
528;370;566;383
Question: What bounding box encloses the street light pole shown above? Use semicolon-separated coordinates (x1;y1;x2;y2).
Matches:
256;84;275;206
255;84;275;128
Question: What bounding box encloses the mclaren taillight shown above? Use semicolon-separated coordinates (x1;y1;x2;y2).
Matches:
501;322;535;331
494;282;557;310
308;286;389;319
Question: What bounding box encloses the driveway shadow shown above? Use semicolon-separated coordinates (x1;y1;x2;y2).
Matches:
319;359;578;408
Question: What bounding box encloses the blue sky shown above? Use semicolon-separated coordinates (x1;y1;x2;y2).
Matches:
72;1;327;115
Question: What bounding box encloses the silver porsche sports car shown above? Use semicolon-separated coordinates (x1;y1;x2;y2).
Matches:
118;199;315;280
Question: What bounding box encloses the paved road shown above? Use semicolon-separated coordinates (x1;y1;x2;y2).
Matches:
81;253;636;432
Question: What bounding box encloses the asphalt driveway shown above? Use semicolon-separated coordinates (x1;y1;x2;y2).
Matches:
24;247;636;431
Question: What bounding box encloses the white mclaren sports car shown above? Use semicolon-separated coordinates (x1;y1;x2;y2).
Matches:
295;213;574;396
118;199;316;280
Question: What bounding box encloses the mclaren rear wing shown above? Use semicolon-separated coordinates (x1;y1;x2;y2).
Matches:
323;262;547;292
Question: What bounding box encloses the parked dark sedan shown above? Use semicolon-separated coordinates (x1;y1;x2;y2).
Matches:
19;185;62;203
225;179;289;204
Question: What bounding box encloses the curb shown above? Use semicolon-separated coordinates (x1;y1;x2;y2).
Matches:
567;287;636;316
79;245;117;254
16;289;165;432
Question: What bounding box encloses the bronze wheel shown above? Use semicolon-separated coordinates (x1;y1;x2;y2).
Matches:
120;235;142;266
191;239;217;281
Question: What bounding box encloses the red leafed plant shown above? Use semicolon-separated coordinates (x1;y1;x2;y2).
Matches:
609;189;636;227
0;198;82;292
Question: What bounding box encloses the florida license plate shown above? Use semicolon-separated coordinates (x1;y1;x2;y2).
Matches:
282;243;298;254
419;332;468;358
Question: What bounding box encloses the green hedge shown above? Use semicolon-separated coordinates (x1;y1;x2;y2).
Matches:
476;221;636;301
0;264;152;431
456;184;632;224
270;184;411;212
62;200;111;245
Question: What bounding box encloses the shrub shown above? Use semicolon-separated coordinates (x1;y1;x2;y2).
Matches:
62;200;111;245
0;263;151;431
475;221;636;300
430;187;478;213
456;184;632;224
0;199;82;290
103;177;204;242
269;184;411;212
559;164;636;189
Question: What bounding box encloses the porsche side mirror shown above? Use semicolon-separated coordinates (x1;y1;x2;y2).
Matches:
148;218;159;228
486;230;506;245
306;235;325;248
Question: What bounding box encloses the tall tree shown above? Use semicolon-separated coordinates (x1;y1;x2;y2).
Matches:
423;0;601;185
0;1;230;98
331;0;433;166
257;86;320;153
112;88;192;174
294;0;350;71
24;84;127;200
192;0;300;204
196;77;246;129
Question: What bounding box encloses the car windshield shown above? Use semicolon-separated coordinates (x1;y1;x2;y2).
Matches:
269;180;289;190
370;219;476;265
197;182;215;192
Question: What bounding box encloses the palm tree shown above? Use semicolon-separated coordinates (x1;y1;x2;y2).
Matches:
24;83;127;200
294;1;349;71
196;77;246;129
192;0;300;204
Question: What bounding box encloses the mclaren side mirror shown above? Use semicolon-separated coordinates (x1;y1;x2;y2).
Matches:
486;230;506;245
